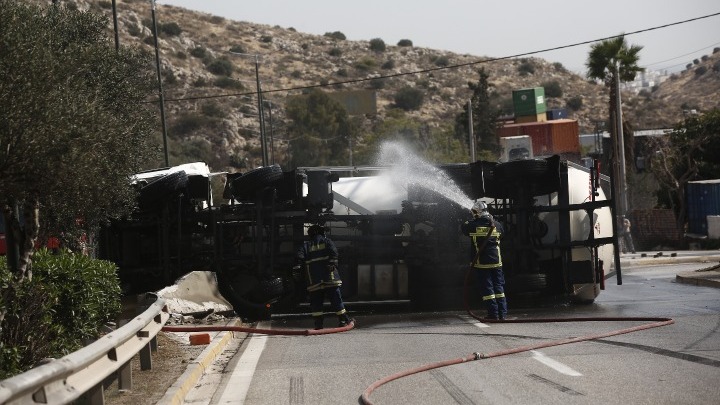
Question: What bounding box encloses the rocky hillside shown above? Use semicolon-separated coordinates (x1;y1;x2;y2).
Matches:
24;0;720;170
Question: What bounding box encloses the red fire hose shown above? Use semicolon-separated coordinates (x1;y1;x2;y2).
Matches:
162;320;355;336
360;265;674;405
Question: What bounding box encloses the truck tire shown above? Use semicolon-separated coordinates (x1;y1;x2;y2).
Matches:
495;159;549;182
231;165;283;200
138;171;188;210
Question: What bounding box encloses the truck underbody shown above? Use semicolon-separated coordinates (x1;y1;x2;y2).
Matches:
98;156;618;320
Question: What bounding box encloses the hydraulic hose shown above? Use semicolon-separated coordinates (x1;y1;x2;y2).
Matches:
161;320;355;336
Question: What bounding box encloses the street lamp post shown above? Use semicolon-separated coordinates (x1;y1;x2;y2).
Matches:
229;52;268;166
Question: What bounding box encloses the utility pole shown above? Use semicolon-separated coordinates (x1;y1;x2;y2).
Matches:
230;52;268;166
150;0;169;166
468;100;475;162
615;62;628;216
111;0;119;51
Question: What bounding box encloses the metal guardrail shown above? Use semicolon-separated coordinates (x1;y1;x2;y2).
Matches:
0;297;169;405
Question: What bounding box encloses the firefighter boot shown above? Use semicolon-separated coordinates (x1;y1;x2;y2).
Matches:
338;313;352;327
313;316;324;330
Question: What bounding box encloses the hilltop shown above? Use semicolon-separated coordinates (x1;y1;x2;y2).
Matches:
23;0;720;170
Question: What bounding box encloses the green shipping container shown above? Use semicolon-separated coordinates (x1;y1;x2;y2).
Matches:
513;87;547;116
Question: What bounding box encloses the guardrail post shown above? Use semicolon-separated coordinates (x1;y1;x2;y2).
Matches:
79;382;105;405
118;360;132;390
140;342;153;371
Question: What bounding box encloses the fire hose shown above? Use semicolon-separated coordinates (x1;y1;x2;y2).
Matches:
359;251;675;405
162;320;354;336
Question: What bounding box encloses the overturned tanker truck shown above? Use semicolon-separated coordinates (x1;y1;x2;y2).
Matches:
98;155;619;320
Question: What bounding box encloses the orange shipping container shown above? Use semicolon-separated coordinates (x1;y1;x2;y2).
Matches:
497;119;579;156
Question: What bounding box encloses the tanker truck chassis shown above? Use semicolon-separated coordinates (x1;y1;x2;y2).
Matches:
98;156;618;320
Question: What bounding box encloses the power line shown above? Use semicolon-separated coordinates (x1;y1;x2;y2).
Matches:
643;41;720;68
157;11;720;104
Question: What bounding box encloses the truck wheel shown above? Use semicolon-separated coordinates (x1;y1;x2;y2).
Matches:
138;171;188;210
495;159;548;182
231;165;283;200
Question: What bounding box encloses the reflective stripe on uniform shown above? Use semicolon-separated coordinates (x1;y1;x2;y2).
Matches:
495;292;505;298
311;311;324;317
306;255;330;264
309;243;326;252
336;309;347;315
482;293;496;301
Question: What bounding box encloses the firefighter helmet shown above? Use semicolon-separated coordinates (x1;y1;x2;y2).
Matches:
471;201;488;216
308;224;325;237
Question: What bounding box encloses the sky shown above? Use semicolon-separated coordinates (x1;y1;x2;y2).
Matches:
161;0;720;75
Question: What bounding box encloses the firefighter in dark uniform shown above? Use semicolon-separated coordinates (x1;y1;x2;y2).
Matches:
295;224;352;330
461;201;507;320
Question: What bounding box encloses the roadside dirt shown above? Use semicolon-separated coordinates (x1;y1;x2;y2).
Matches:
104;332;203;405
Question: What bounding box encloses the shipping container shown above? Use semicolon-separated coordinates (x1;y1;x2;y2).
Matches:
515;113;547;124
498;119;580;156
547;108;568;120
686;179;720;235
512;87;546;116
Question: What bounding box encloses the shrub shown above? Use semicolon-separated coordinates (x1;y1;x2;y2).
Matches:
701;55;709;62
542;80;563;98
324;31;346;40
171;113;210;135
553;62;567;72
714;47;720;54
229;44;246;54
381;59;395;70
210;15;224;24
98;0;112;9
260;35;273;43
397;39;413;47
434;55;450;67
713;61;720;73
695;66;707;76
291;70;302;78
328;47;342;57
517;60;535;76
160;22;182;36
354;57;377;71
202;102;226;118
143;36;155;46
693;58;700;65
193;77;208;87
127;24;141;37
394;86;424;111
176;51;187;59
206;58;233;76
369;38;386;52
0;250;121;378
190;46;207;58
566;95;583;111
368;78;386;89
213;76;243;89
336;68;348;77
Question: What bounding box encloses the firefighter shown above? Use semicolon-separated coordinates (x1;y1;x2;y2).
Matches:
461;201;507;320
295;224;352;330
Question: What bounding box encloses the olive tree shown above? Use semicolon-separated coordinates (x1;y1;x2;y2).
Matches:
0;1;158;294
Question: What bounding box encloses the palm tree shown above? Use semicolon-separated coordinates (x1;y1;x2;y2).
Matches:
586;35;643;215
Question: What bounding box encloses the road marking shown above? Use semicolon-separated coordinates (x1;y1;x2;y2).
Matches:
214;322;269;404
458;315;490;328
531;350;582;376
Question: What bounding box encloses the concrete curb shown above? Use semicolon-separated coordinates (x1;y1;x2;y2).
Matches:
157;320;242;405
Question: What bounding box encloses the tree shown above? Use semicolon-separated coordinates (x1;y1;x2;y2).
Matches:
647;109;720;235
285;89;357;168
0;1;158;295
454;68;501;160
586;35;643;211
393;86;424;111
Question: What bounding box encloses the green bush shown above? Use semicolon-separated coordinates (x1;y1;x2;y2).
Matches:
324;31;346;40
190;46;207;58
160;22;182;36
434;55;450;67
397;39;413;47
542;80;563;98
206;58;233;76
328;47;342;57
369;38;386;52
381;59;395;70
354;57;377;71
229;44;246;54
127;24;141;37
171;113;210;135
394;86;424;111
260;35;273;43
1;250;121;379
517;60;535;76
566;95;583;111
213;76;243;89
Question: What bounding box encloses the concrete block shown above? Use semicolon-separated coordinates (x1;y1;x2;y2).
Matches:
707;216;720;238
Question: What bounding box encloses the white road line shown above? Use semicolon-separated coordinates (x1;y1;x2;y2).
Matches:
214;322;270;404
531;350;583;376
458;314;491;328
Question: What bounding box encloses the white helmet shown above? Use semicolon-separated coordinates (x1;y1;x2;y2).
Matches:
471;201;488;215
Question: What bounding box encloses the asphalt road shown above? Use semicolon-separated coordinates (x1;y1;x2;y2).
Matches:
178;260;720;405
